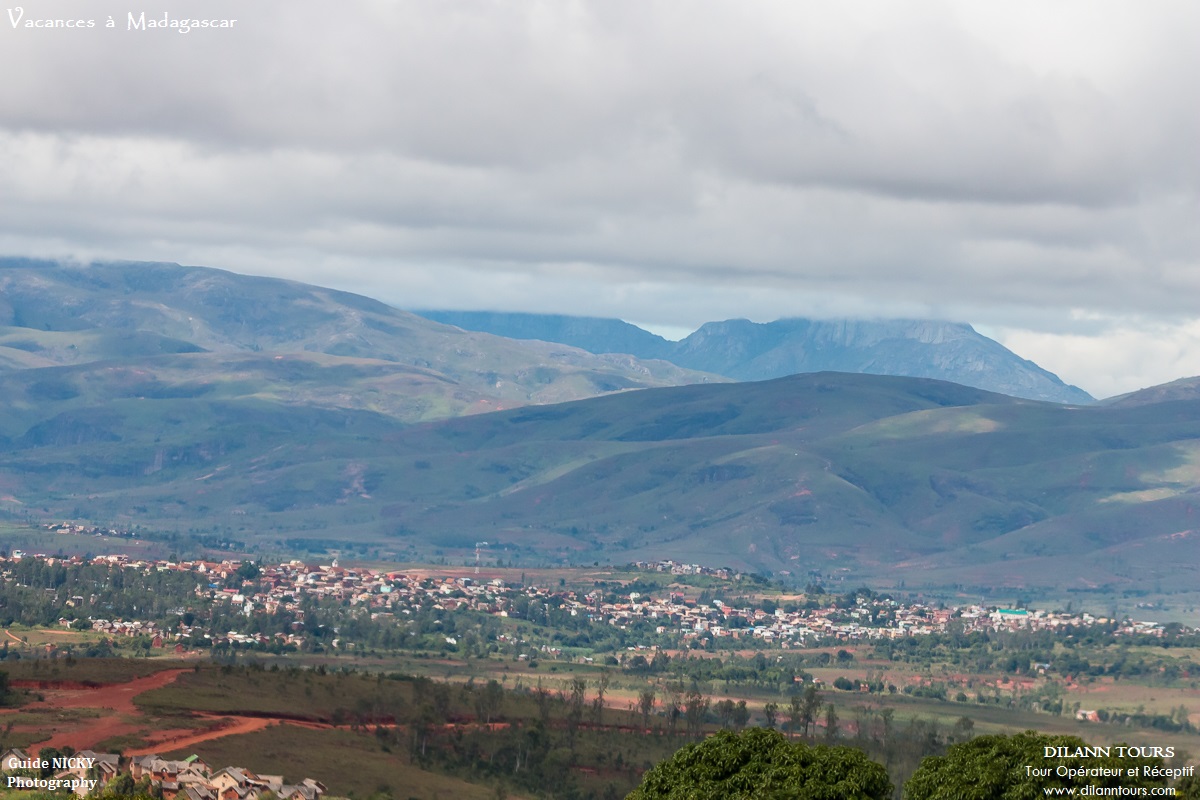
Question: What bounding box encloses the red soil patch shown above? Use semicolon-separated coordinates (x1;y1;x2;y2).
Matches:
37;669;191;713
126;716;275;756
16;667;353;756
19;669;191;754
36;718;145;753
16;668;539;758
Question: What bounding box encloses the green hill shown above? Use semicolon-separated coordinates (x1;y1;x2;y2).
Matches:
0;259;720;422
2;259;1198;596
3;359;1199;594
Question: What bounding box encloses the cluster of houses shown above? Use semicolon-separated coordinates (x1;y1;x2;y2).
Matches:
3;552;1185;654
629;560;738;579
40;522;139;538
86;619;172;648
1;747;325;800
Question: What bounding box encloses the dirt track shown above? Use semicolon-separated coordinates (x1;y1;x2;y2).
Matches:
125;716;275;756
21;667;535;756
27;669;193;753
21;669;345;756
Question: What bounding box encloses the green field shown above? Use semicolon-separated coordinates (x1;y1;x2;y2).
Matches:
137;667;419;722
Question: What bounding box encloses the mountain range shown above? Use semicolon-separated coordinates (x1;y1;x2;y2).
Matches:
1;258;1199;598
415;311;1093;404
0;259;717;422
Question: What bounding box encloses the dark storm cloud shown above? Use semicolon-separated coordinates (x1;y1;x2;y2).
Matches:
1;1;1198;394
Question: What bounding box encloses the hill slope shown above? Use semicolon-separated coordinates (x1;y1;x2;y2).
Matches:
2;259;1194;594
375;374;1196;589
0;259;720;421
1101;376;1200;408
3;359;1199;594
416;311;676;362
413;311;1092;404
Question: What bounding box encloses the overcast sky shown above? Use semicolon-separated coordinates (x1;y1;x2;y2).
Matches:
2;1;1198;398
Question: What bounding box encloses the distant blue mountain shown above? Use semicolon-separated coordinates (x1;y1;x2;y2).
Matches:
413;311;1093;404
416;310;676;361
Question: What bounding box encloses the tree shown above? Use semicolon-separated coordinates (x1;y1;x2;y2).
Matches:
788;693;803;738
732;700;750;731
822;703;839;741
638;687;657;733
878;708;896;767
800;685;821;737
235;561;261;582
105;773;136;797
715;699;736;729
665;687;682;739
627;728;892;800
763;702;779;730
950;715;974;743
904;731;1172;799
474;679;504;725
684;688;710;740
566;677;586;750
533;678;552;724
1176;773;1200;800
592;669;610;726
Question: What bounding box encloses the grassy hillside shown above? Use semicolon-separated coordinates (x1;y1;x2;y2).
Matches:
4;365;1200;595
2;260;1199;594
0;259;720;421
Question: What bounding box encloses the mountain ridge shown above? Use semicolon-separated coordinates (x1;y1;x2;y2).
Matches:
414;310;1093;404
0;258;722;421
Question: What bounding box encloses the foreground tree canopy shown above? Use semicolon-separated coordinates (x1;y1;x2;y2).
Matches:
903;731;1171;799
625;727;892;800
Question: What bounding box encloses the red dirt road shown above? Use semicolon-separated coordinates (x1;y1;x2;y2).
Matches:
22;670;192;753
125;716;276;756
19;668;502;757
20;668;334;756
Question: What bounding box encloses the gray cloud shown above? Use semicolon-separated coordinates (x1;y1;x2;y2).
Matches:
1;0;1198;396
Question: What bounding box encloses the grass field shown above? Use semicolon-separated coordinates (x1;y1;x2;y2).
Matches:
136;667;419;722
2;628;98;648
